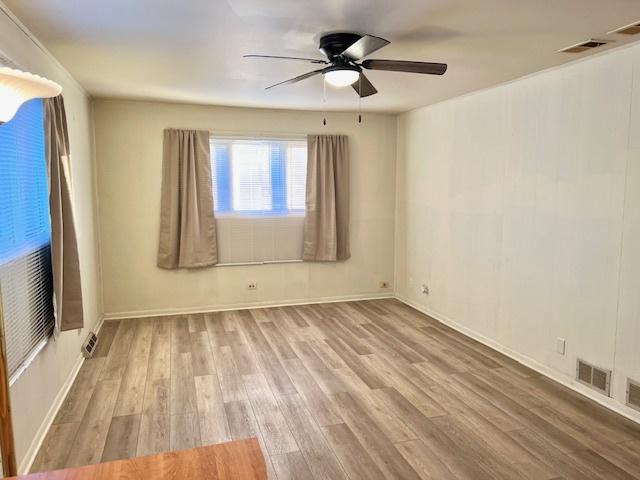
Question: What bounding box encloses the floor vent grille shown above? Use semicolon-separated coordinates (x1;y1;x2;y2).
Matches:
576;359;611;396
627;379;640;412
81;331;99;359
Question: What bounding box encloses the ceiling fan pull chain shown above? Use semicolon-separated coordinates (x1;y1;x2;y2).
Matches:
358;76;362;124
323;76;327;126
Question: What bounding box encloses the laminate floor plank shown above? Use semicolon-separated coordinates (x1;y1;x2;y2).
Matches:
93;320;120;358
137;377;171;457
101;414;141;462
99;320;137;382
271;452;314;480
281;358;343;427
195;374;231;445
276;393;348;480
113;318;154;416
170;351;197;415
190;330;216;376
147;317;172;381
322;422;386;480
66;379;121;467
242;373;299;456
32;299;640;480
30;423;80;473
170;413;202;451
215;344;248;402
54;357;106;424
331;391;421;480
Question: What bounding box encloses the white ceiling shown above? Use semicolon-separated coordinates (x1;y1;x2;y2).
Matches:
5;0;640;113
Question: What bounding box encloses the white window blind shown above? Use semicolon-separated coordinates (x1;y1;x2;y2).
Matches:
0;99;54;382
211;136;307;265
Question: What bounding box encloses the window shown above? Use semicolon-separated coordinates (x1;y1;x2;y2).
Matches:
210;136;307;264
0;99;54;382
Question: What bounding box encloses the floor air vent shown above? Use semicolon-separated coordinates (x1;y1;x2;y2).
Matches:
81;331;99;359
559;39;609;53
627;379;640;412
576;359;611;396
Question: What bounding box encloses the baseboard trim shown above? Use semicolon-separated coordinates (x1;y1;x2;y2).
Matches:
103;292;395;320
18;317;106;475
395;295;640;426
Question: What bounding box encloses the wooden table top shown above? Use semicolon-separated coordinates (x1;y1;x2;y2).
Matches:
10;438;266;479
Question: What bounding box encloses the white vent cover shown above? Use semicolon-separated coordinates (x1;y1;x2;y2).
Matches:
576;359;611;396
608;22;640;35
559;39;610;53
627;379;640;412
81;331;99;359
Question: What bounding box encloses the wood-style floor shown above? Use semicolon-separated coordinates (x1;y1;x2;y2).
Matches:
32;299;640;479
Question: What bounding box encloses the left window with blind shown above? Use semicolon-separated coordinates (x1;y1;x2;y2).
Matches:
0;99;54;383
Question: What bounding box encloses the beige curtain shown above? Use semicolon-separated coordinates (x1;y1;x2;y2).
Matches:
158;129;217;269
44;96;84;332
303;134;350;262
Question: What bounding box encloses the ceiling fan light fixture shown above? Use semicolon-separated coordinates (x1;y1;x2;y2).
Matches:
324;68;360;87
0;67;61;124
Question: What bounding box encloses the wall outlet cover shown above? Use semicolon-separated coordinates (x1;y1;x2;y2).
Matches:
556;337;566;355
421;284;429;295
248;282;257;290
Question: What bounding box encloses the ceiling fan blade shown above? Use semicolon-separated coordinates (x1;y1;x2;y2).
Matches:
341;35;390;61
352;73;377;98
362;59;447;75
265;69;324;90
244;54;327;65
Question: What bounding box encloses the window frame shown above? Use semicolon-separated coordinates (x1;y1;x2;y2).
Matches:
209;133;308;266
210;134;307;218
0;98;55;385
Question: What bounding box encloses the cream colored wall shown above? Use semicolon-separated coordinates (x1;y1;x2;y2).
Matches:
0;3;103;472
396;41;640;422
93;100;396;317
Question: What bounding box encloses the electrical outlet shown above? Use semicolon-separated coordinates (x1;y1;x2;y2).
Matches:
556;337;566;355
379;281;390;289
421;284;429;295
248;282;257;290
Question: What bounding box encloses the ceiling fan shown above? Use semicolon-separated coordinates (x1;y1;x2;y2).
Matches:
245;32;447;98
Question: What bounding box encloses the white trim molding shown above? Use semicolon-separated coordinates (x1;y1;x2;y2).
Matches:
103;292;395;320
396;294;640;426
18;317;105;475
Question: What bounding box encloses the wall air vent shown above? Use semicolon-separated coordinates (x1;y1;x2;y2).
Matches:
576;359;611;396
81;331;99;359
559;39;610;53
627;379;640;412
609;22;640;36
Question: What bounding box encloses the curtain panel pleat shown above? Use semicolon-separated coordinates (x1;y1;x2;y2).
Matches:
303;134;350;262
158;129;217;269
44;96;84;332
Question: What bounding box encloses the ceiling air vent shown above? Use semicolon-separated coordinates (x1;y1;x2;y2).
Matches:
609;22;640;35
576;359;611;396
627;379;640;412
559;39;610;53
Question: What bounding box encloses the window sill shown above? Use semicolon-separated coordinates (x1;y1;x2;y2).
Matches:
216;259;303;267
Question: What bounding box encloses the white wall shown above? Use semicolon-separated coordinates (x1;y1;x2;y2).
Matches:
0;3;103;472
396;41;640;421
93;100;396;317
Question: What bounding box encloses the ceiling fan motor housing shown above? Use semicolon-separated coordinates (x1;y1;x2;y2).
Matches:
319;32;363;60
